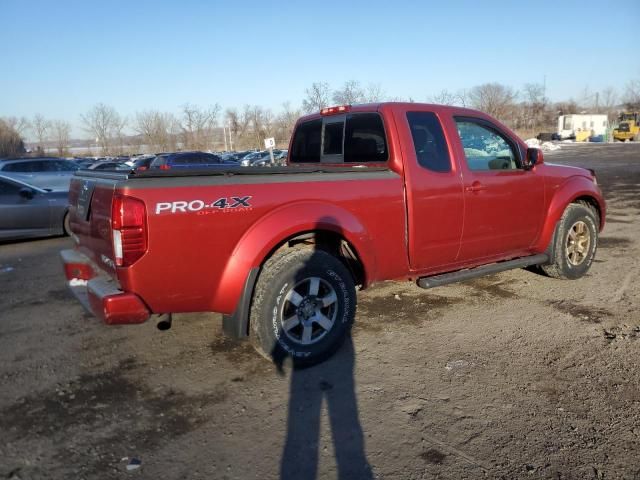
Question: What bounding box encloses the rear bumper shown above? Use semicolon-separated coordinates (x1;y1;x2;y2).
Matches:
60;249;150;325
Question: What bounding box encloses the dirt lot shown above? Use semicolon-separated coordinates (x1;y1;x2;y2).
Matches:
1;143;639;480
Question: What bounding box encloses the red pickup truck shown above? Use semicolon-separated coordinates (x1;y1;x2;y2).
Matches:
61;103;605;366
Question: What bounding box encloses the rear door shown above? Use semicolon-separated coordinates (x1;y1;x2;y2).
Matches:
452;117;545;261
394;106;464;271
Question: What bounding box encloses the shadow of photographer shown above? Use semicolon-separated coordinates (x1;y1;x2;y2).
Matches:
273;335;372;480
263;218;372;479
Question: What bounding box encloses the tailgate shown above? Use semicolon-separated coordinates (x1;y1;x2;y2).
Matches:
68;173;120;277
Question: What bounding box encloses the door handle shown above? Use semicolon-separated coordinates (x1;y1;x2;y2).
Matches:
465;182;487;193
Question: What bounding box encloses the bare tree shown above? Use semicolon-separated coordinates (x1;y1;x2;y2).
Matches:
80;103;125;155
522;83;548;130
468;83;517;121
302;82;330;113
332;80;365;105
225;106;252;149
429;89;468;106
274;102;300;146
555;100;579;116
51;120;71;157
31;114;50;148
364;83;385;102
3;116;30;136
0;118;26;157
112;115;128;155
600;87;617;110
597;86;619;121
247;105;269;148
134;110;178;152
622;79;640;110
180;103;220;150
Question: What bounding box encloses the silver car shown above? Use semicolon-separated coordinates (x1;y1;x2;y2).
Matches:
0;158;78;192
0;174;70;241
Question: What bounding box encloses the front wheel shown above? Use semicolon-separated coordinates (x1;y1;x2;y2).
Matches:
541;203;599;279
249;248;356;368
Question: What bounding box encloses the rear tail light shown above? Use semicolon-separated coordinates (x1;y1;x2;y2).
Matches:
137;166;148;171
160;164;171;170
111;194;147;267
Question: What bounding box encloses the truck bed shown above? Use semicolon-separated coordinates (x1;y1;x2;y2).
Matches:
67;165;406;316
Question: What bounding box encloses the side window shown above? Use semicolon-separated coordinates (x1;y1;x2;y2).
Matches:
290;119;322;163
53;160;78;171
323;120;344;156
291;114;389;164
454;119;519;171
407;112;451;172
3;162;32;172
344;113;388;163
0;179;22;196
38;160;57;171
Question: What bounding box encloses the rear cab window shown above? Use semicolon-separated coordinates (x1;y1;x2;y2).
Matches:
290;113;388;164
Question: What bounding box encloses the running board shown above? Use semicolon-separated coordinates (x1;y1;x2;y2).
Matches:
417;254;549;289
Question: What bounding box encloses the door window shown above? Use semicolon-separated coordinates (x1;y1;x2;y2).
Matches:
455;120;519;171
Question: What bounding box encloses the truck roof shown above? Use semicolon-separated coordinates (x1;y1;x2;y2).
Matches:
296;102;489;124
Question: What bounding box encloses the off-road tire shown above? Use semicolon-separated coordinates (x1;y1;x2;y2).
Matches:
541;203;599;279
249;248;356;368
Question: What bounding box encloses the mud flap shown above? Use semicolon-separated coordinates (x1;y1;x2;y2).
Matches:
222;268;260;339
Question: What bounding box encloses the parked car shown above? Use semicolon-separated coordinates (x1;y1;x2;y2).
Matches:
272;149;288;166
0;174;70;241
149;151;238;170
240;150;288;167
0;158;79;191
239;151;271;166
87;161;131;171
220;152;246;163
126;155;156;171
73;158;97;169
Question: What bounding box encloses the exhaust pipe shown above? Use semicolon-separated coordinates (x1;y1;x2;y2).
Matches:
155;313;172;331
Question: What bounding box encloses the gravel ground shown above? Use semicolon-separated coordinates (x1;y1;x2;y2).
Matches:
1;143;639;480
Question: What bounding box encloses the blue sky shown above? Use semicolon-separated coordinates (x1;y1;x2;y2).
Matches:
1;0;638;139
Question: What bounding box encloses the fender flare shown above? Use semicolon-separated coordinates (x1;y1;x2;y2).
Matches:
532;176;605;253
213;201;376;316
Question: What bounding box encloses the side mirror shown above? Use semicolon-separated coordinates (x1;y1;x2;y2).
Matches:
19;188;35;200
524;148;543;170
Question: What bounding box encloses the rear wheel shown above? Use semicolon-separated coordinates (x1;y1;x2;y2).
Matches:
249;248;356;368
541;203;598;279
